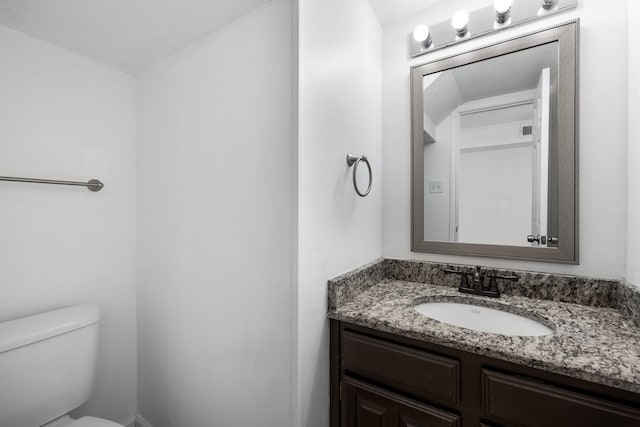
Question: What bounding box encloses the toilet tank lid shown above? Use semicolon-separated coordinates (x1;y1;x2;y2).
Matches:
0;305;100;353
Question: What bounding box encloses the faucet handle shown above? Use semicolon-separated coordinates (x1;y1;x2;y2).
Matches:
487;274;499;292
460;272;470;289
486;272;520;293
443;266;471;289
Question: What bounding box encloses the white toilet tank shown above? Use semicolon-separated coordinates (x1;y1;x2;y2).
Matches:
0;305;101;427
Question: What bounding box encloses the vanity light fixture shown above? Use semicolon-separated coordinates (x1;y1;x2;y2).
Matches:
494;0;514;27
413;24;433;48
408;0;578;59
451;10;470;39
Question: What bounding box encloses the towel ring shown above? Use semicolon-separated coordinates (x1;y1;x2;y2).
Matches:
346;153;372;197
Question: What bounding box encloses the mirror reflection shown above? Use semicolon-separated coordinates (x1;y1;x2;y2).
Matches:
422;42;558;248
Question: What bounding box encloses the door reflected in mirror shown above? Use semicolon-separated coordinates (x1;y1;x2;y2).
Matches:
422;43;558;248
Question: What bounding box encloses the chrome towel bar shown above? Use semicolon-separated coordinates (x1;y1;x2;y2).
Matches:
0;175;104;192
346;153;372;197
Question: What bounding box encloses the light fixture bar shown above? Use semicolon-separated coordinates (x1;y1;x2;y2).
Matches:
409;0;577;58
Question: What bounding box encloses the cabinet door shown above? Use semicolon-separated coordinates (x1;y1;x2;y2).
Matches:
343;376;460;427
482;369;640;427
342;331;461;407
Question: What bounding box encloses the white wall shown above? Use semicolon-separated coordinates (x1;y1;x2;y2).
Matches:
0;26;137;424
296;0;381;424
137;1;294;426
628;0;640;287
382;0;629;278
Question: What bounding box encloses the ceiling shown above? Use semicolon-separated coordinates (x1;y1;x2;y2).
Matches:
0;0;504;76
452;43;558;103
424;42;558;127
0;0;269;76
368;0;442;25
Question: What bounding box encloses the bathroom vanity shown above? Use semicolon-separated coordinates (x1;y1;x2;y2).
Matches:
327;12;640;427
328;259;640;427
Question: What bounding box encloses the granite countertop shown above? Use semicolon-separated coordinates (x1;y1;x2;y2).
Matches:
327;259;640;395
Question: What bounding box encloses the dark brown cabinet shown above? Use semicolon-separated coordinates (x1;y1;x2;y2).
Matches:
344;376;460;427
342;331;460;407
481;369;640;427
331;321;640;427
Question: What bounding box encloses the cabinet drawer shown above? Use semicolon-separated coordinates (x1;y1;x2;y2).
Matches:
481;369;640;427
343;376;460;427
342;331;460;407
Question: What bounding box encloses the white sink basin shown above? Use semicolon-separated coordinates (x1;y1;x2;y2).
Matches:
414;302;554;337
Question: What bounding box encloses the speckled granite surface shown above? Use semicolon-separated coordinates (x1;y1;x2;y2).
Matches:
328;259;385;311
328;259;640;394
620;280;640;327
383;259;621;308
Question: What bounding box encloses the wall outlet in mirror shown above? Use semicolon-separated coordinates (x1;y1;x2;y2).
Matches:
428;180;444;193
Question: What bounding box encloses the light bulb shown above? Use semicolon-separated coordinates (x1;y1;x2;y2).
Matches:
413;25;433;48
494;0;513;25
494;0;513;14
451;10;470;37
413;25;430;42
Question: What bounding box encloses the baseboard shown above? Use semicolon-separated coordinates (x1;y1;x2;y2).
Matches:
134;414;154;427
120;415;137;427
